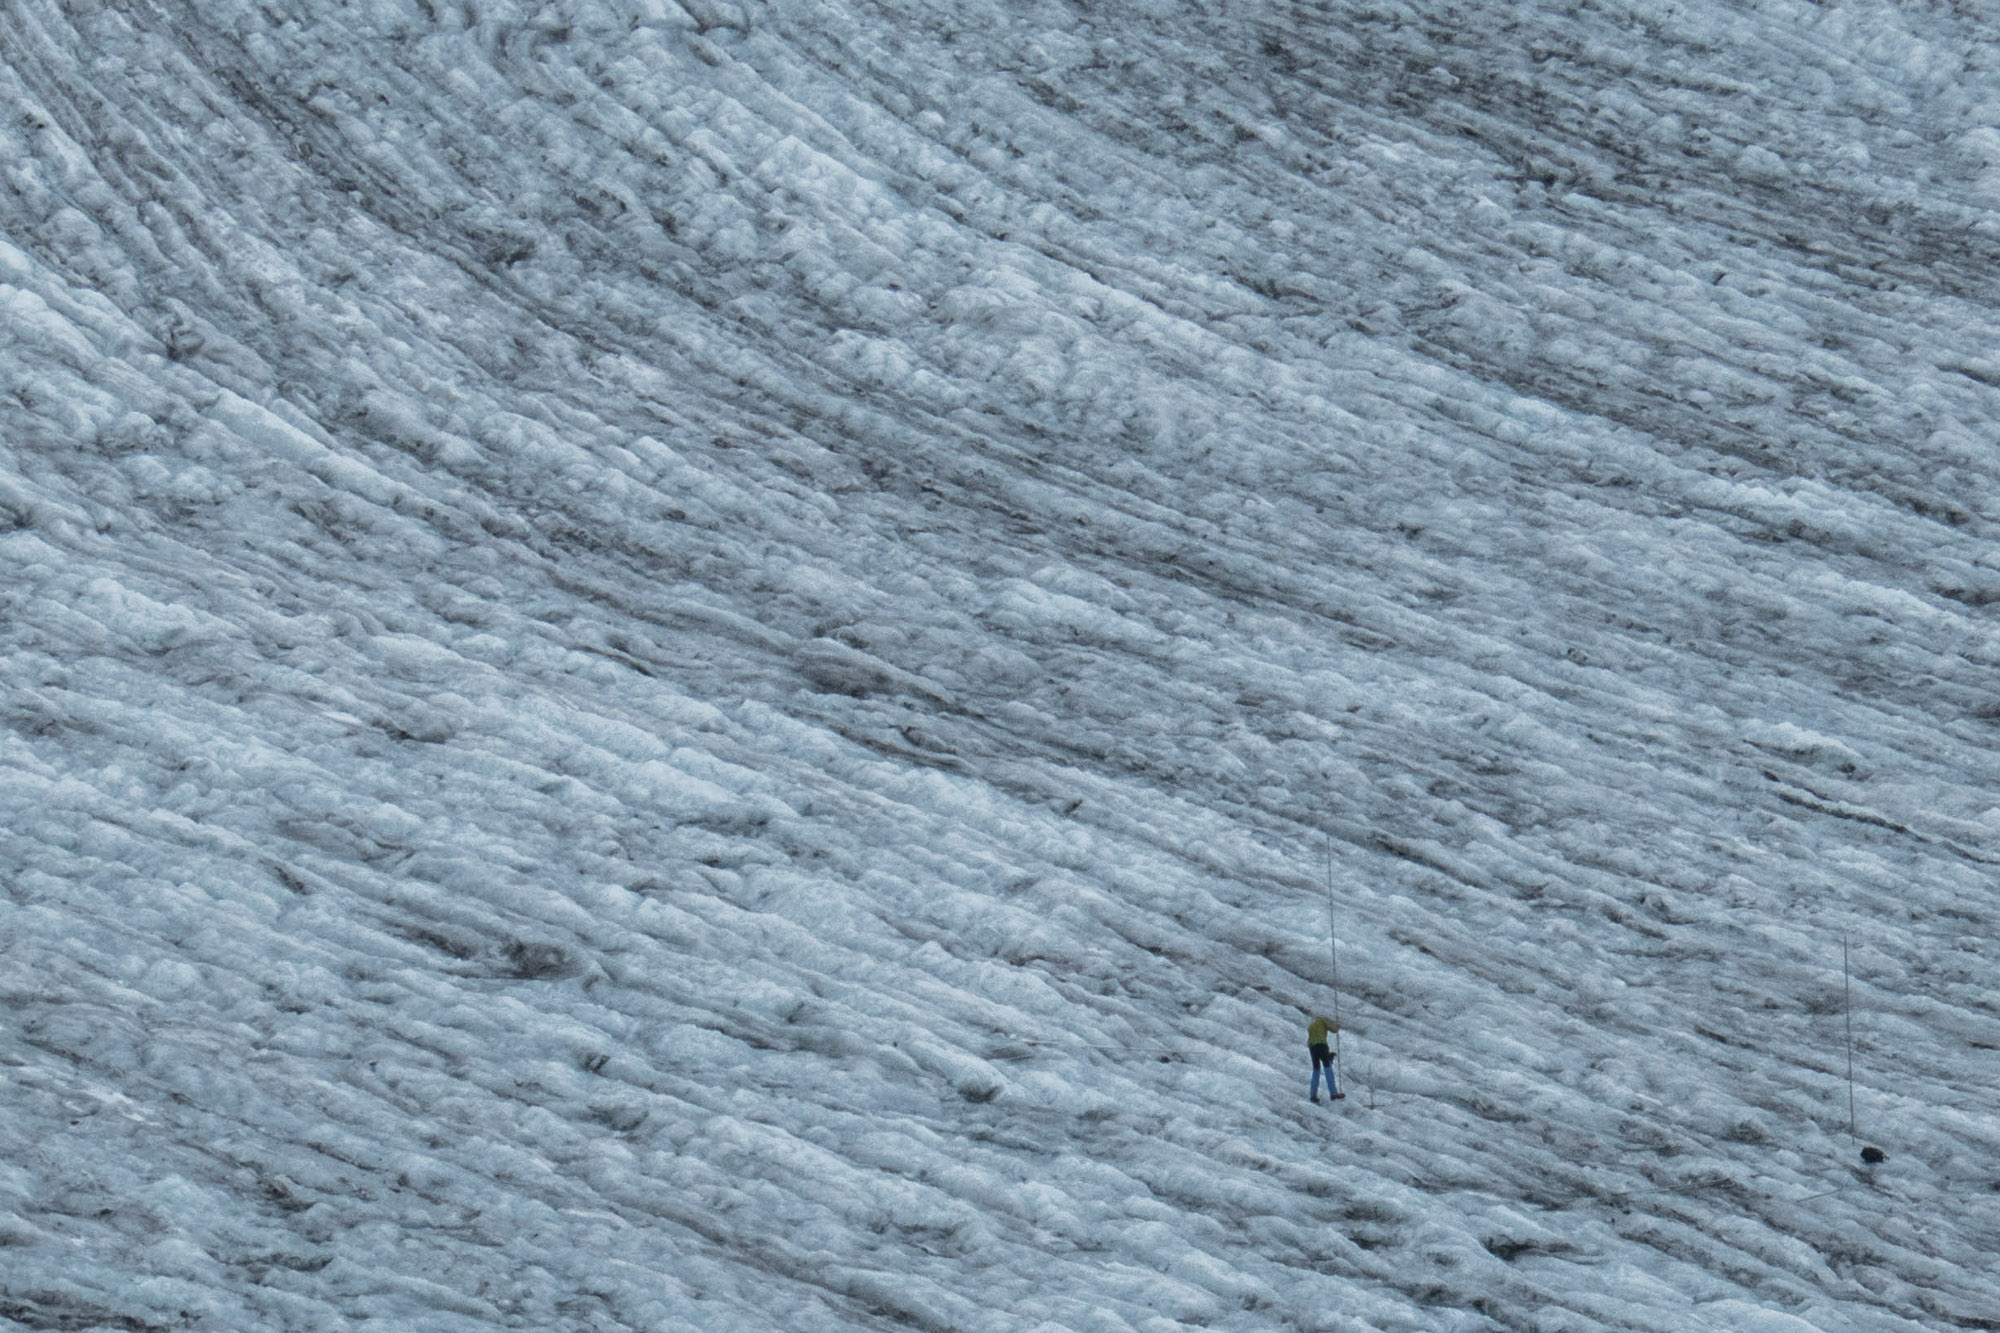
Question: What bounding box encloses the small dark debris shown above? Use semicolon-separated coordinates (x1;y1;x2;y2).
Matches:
392;923;478;960
260;1178;314;1214
506;941;581;980
1861;1146;1886;1164
269;862;311;895
164;321;205;362
588;1102;647;1133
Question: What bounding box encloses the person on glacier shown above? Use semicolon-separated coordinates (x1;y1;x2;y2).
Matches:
1307;1014;1343;1103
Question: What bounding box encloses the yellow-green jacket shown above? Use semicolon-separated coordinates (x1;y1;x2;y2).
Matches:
1308;1016;1338;1047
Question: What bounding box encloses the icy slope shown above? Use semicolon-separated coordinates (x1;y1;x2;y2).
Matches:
2;0;1998;1327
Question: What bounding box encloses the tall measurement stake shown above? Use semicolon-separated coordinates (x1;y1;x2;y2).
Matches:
1326;835;1341;1060
1843;933;1856;1139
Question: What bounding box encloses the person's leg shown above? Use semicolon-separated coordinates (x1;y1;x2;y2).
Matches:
1312;1045;1343;1099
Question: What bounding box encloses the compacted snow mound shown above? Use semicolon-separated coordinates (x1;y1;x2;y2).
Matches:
2;0;1998;1328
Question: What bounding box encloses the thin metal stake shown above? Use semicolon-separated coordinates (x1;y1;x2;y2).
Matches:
1843;933;1856;1140
1326;835;1341;1063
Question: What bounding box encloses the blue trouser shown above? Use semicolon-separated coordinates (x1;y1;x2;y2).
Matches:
1309;1042;1338;1098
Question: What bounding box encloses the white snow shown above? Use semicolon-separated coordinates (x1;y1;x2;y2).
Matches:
3;0;1999;1329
